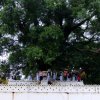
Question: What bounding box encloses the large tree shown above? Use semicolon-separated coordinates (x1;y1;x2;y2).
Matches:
0;0;100;83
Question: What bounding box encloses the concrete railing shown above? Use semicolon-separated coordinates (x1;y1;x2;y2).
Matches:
0;81;100;93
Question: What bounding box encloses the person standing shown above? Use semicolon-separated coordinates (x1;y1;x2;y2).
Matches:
77;74;81;82
52;71;57;81
47;69;52;84
39;71;43;82
63;69;68;81
36;72;40;81
60;71;63;81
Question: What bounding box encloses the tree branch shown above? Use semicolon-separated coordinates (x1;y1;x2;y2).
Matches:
74;46;100;54
72;14;95;31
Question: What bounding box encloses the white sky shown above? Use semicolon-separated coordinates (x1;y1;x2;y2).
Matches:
0;52;9;62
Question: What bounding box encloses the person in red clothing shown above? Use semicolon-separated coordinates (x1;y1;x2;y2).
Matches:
77;75;81;82
63;69;68;81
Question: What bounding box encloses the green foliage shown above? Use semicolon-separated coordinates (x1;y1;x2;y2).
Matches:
39;25;63;64
26;46;43;61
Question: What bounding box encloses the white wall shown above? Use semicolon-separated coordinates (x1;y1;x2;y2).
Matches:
0;93;12;100
0;81;100;100
0;92;100;100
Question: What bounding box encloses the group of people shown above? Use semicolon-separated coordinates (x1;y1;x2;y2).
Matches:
36;69;82;84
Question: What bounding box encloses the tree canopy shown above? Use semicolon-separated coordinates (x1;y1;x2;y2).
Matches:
0;0;100;84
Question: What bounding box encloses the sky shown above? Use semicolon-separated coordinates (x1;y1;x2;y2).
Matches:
0;52;9;62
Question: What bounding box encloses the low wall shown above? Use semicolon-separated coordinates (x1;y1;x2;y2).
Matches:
0;81;100;100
